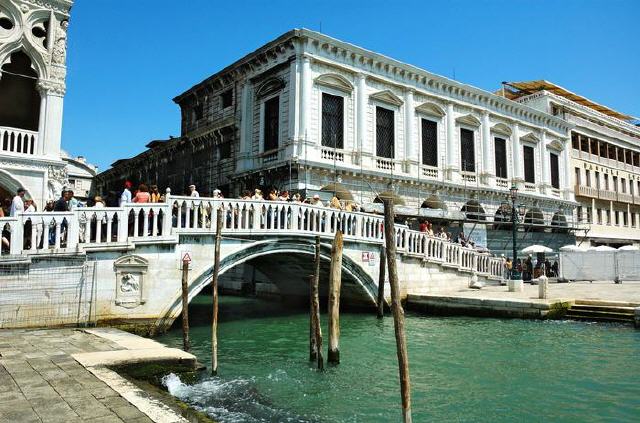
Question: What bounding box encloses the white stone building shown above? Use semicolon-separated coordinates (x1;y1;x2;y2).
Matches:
99;29;578;253
0;0;72;208
505;81;640;247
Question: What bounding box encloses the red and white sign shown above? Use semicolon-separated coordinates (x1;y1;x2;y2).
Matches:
181;252;192;263
362;252;376;262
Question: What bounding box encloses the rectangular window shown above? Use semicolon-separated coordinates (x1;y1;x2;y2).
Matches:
221;90;233;108
263;96;279;151
597;209;602;225
624;212;628;227
595;172;600;190
576;206;583;223
321;93;344;149
585;170;591;187
575;168;581;186
586;207;593;224
460;128;475;172
550;153;559;189
376;107;395;159
523;145;535;183
604;174;609;190
622;178;626;193
613;176;618;192
615;211;619;225
421;119;438;167
571;132;579;150
606;210;611;225
632;213;636;227
631;180;634;196
494;137;508;178
580;136;589;153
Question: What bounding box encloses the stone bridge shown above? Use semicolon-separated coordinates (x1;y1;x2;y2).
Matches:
0;197;503;331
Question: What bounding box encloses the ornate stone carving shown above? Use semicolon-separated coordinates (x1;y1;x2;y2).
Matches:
47;164;68;200
51;19;67;65
113;255;148;308
38;79;66;95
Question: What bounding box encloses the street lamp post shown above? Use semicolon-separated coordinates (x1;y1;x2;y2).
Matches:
510;185;518;279
508;185;524;292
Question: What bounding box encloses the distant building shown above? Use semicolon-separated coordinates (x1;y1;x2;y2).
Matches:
504;81;640;247
96;29;579;253
62;152;97;202
0;0;73;208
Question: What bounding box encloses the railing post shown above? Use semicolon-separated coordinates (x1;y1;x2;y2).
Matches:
9;219;22;255
67;213;79;250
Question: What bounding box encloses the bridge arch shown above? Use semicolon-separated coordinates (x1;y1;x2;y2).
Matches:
157;238;378;329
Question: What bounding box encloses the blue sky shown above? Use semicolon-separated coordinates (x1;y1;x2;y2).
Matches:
63;0;640;171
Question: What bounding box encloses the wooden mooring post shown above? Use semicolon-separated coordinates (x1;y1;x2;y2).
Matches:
383;198;412;423
327;230;343;364
309;236;323;370
377;246;386;319
180;257;191;352
211;207;223;376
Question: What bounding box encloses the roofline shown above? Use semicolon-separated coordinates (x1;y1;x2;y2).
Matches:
171;29;571;133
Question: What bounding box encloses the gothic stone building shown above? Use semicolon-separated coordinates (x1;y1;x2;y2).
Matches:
0;0;73;207
95;29;578;252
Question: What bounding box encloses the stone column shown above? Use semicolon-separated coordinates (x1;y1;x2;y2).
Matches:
36;90;48;156
299;55;311;142
562;141;574;201
540;130;550;192
481;111;492;185
288;59;299;142
238;82;252;171
511;122;522;186
356;73;367;158
404;89;414;173
446;102;457;180
38;83;65;159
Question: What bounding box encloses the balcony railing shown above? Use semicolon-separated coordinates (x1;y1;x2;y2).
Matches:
461;172;477;184
421;165;439;179
0;126;38;155
375;157;395;171
617;192;633;204
599;189;617;201
575;184;598;199
321;147;345;162
495;178;509;188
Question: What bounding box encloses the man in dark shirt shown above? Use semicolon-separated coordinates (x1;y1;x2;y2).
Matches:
54;190;71;212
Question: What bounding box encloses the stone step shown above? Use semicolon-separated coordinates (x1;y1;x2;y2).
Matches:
565;309;635;323
574;299;640;308
569;304;636;315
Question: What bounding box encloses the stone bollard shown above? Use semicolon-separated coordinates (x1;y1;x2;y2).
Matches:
507;279;524;292
538;275;548;299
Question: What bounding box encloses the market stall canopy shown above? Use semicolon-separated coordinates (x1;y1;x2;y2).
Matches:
559;245;587;252
588;245;616;252
618;245;640;251
521;245;553;254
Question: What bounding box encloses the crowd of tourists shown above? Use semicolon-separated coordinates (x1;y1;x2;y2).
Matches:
503;255;559;280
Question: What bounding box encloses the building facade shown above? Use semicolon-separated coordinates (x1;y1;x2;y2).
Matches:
0;0;72;208
506;81;640;247
62;153;96;201
96;29;578;253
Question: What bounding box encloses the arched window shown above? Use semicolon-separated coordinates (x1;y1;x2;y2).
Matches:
0;51;41;131
461;200;486;221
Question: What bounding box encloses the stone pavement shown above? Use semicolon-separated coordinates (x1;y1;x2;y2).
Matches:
0;328;155;423
440;280;640;304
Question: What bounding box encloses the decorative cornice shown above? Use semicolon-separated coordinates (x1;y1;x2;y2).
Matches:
22;0;73;15
314;73;353;93
370;90;403;107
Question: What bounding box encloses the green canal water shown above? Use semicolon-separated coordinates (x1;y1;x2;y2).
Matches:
156;296;640;422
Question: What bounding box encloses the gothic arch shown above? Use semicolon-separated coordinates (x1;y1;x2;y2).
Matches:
524;207;545;225
0;168;28;199
0;50;41;131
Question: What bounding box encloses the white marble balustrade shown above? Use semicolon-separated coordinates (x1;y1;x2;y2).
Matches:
1;195;504;280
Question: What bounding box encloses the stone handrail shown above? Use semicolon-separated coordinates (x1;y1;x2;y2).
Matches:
0;126;38;155
2;196;503;279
